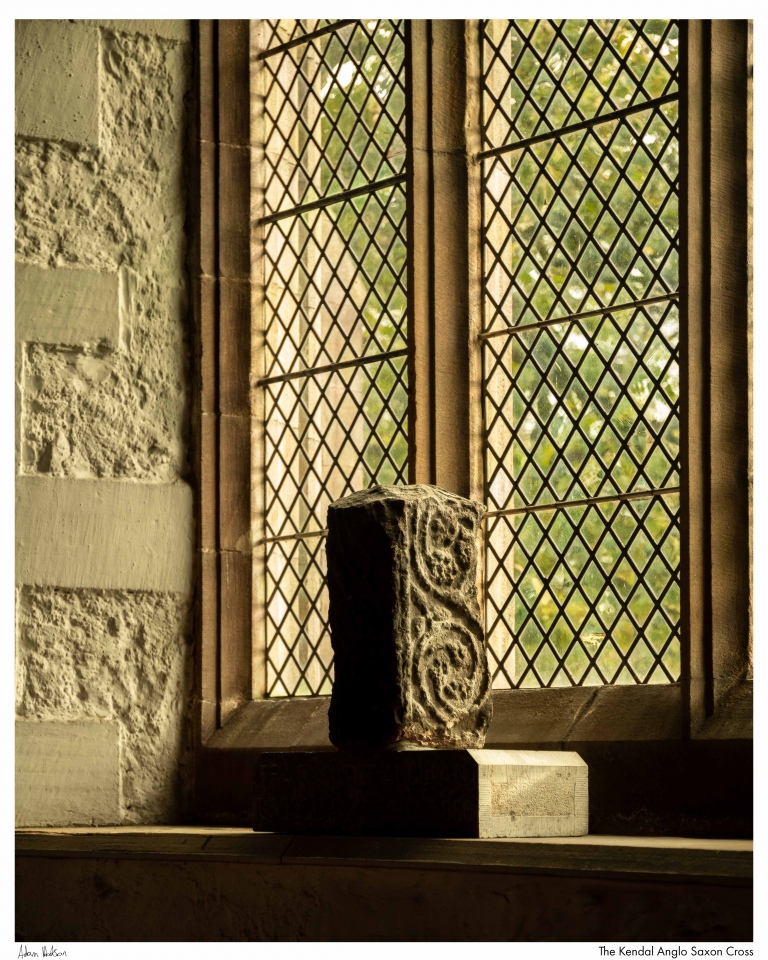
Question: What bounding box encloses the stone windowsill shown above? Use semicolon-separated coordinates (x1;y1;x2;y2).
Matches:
15;828;752;886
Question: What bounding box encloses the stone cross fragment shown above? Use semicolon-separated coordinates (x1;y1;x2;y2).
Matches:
326;484;492;750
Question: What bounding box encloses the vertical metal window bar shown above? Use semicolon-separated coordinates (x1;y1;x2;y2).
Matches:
479;20;681;688
255;20;409;696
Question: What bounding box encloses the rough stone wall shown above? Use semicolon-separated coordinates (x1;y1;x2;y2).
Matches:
17;588;192;823
17;23;189;480
15;19;193;825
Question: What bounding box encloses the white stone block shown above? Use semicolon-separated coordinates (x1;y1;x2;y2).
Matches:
16;262;120;347
16;21;99;146
472;749;588;838
16;721;120;826
16;476;193;594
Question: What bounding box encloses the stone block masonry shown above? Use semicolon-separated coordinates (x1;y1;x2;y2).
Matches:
16;262;120;348
16;21;100;146
16;477;193;594
16;721;120;826
15;20;192;826
16;24;190;483
16;587;192;824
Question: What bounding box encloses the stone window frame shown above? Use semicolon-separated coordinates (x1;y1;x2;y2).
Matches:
190;20;752;829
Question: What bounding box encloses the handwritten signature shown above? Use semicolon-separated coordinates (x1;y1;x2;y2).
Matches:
18;947;67;959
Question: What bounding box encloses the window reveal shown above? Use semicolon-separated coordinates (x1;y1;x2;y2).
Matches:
255;20;408;696
478;20;681;687
191;19;750;821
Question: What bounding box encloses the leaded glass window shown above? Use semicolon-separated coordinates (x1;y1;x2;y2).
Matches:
479;20;681;687
254;19;408;696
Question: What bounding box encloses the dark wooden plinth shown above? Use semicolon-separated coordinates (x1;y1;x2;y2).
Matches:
254;750;480;837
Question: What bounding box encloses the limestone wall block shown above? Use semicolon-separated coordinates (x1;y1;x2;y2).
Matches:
16;262;119;347
16;21;100;147
16;476;193;594
16;720;120;826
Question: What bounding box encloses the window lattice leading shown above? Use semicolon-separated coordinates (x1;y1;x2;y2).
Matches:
480;20;681;688
256;20;408;697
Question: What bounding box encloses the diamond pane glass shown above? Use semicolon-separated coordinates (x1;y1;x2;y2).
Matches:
264;184;407;377
258;20;409;696
265;356;408;538
265;535;333;697
482;19;679;150
487;493;680;688
480;19;680;688
482;103;679;332
260;20;406;216
484;300;679;511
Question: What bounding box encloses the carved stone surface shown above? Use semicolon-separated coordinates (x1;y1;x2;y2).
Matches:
326;484;491;750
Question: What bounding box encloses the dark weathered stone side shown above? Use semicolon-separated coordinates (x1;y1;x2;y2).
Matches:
326;494;405;748
253;750;479;836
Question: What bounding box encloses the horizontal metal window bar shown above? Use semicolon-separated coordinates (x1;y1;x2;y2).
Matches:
256;347;409;388
259;174;407;226
256;20;356;60
262;528;329;546
478;293;680;341
486;486;681;519
477;92;680;161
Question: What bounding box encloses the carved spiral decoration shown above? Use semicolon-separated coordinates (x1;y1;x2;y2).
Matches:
415;620;487;724
413;502;475;598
